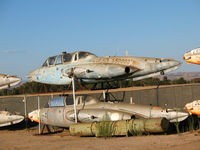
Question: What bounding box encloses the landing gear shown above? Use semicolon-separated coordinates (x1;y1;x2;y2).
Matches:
66;77;88;90
40;124;63;135
98;89;125;102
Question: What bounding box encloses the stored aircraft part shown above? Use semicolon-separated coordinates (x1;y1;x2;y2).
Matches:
183;47;200;65
0;111;24;127
28;109;40;123
28;95;188;128
0;74;21;90
185;100;200;115
27;51;182;85
66;109;132;122
69;118;169;137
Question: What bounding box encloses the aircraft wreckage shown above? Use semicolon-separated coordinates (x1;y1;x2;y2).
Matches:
27;51;182;85
28;95;188;128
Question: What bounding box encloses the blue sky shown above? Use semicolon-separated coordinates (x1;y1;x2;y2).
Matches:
0;0;200;80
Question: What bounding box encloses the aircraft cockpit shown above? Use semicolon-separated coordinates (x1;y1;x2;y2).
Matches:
46;95;99;108
42;51;96;67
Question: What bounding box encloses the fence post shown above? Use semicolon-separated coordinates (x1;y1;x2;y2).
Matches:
38;95;40;134
23;95;27;129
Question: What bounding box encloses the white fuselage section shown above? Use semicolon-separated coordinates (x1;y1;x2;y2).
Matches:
0;74;21;90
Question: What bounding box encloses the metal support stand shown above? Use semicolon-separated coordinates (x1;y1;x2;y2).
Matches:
23;95;27;129
72;76;77;123
156;80;160;106
38;96;41;134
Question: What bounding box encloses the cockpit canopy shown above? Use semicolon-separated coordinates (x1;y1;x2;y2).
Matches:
47;95;99;108
42;51;96;67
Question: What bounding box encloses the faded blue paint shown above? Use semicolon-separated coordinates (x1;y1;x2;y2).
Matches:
27;51;182;85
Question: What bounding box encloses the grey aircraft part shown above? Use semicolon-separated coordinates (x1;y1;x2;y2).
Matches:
28;95;189;128
0;74;21;90
27;51;182;85
0;111;24;127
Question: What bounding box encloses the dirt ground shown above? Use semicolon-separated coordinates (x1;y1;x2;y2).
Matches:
0;129;200;150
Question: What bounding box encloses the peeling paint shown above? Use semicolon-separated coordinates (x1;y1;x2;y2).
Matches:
27;51;182;85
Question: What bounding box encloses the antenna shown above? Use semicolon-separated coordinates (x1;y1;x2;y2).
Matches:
125;48;128;56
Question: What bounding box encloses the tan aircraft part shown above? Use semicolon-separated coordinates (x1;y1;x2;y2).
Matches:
94;56;139;66
69;118;169;137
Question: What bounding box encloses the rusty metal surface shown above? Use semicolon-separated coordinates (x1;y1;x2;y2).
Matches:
27;95;188;128
69;118;169;137
27;51;182;85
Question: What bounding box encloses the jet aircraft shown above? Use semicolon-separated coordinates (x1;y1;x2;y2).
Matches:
28;95;188;128
0;74;21;90
27;51;182;85
183;48;200;65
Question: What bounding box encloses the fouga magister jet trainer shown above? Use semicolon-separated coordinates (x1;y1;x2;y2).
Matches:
27;51;182;85
28;95;188;128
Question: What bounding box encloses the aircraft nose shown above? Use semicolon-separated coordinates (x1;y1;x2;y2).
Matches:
9;76;22;83
15;115;25;121
171;60;182;68
169;111;189;122
15;77;21;82
27;70;37;81
28;109;40;123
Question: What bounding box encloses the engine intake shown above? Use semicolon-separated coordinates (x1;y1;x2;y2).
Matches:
125;67;130;74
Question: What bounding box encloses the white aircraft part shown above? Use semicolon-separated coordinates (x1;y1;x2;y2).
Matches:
0;74;21;90
0;111;24;127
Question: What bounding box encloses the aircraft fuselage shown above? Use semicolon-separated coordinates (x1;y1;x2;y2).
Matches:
27;51;181;85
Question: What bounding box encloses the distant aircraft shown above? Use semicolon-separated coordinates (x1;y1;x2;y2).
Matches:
185;100;200;115
28;95;188;128
27;51;182;85
0;111;24;127
0;74;21;90
183;48;200;65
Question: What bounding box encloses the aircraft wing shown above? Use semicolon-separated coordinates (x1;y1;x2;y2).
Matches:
63;63;138;80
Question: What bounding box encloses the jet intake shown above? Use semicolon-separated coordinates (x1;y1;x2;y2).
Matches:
125;66;130;74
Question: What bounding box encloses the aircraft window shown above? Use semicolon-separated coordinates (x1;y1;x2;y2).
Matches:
161;59;169;62
42;59;48;67
48;56;56;65
65;95;74;105
76;96;82;105
79;52;89;59
74;54;78;61
79;52;96;59
55;55;62;65
63;53;72;62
